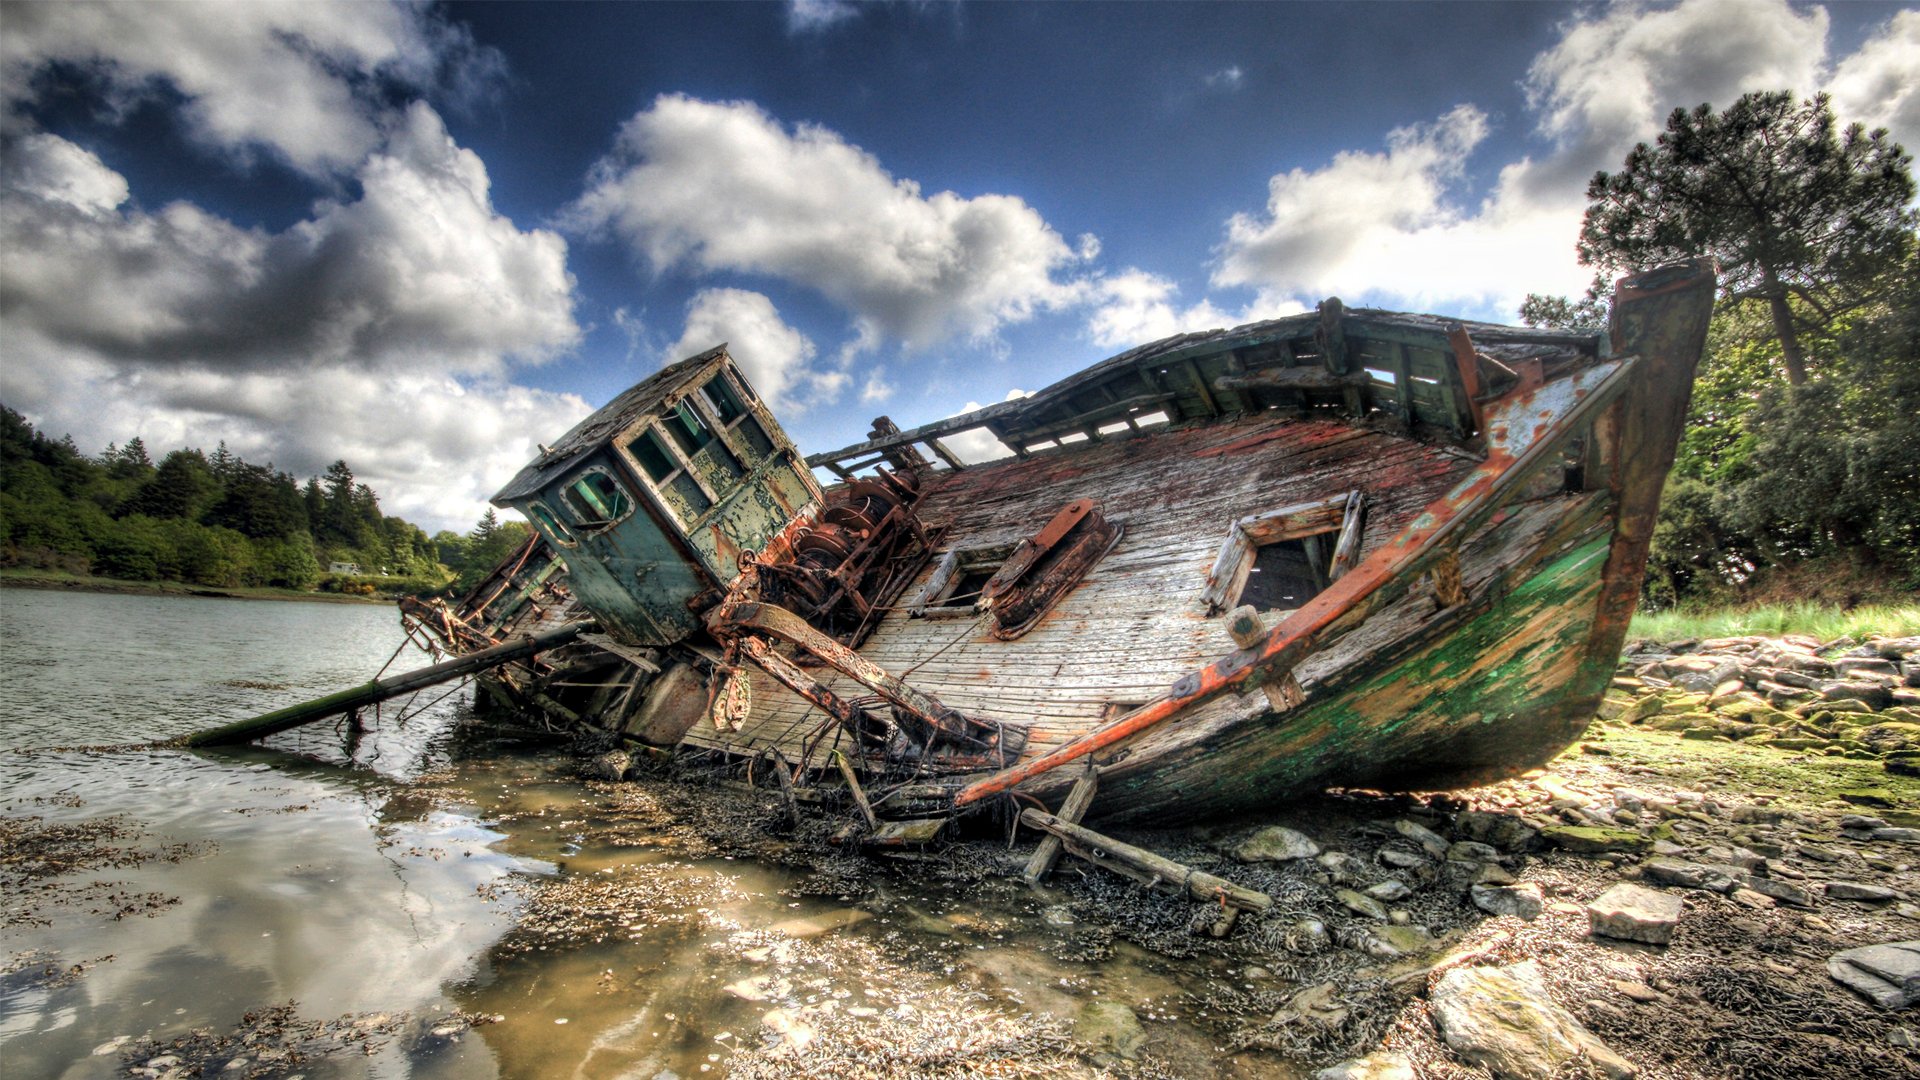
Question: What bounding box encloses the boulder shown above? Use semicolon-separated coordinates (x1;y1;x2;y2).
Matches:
1365;879;1414;902
1540;826;1652;855
1641;858;1739;893
1588;883;1683;945
1828;881;1903;903
1471;882;1545;920
1456;810;1540;851
1827;941;1920;1009
1336;888;1390;921
1233;825;1322;863
1395;819;1451;858
1360;923;1432;958
1430;961;1636;1080
1743;877;1815;909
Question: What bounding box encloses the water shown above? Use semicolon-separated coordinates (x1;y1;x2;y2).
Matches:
0;588;1301;1078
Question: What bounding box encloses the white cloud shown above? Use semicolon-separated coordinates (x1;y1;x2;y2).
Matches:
2;345;589;533
1;107;577;376
1827;10;1920;152
1208;0;1869;318
860;369;895;404
567;94;1088;350
663;288;847;413
940;388;1032;465
787;0;862;34
1;110;581;532
0;0;493;177
1204;66;1245;92
1085;269;1232;347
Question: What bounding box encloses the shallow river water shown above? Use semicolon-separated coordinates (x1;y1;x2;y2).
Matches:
0;588;1305;1079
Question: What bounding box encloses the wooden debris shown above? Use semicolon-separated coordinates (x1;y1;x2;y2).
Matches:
1019;808;1272;914
1022;767;1100;884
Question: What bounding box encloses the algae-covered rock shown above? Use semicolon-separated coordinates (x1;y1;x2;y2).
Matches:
1540;826;1651;854
1232;825;1321;863
1651;712;1711;732
1076;1001;1146;1060
1455;810;1539;851
1855;722;1920;753
1430;961;1636;1080
1839;788;1897;808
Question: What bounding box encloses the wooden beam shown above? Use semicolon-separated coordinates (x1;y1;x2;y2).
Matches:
806;399;1024;468
1023;768;1099;884
831;750;879;830
1184;358;1223;416
923;437;967;471
1019;809;1272;913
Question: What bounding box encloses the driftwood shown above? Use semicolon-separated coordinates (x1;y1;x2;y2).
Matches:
1019;808;1272;913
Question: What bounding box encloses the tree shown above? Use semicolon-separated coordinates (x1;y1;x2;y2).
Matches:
1579;92;1916;385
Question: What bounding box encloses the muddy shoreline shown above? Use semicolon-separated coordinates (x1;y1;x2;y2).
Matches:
7;633;1918;1078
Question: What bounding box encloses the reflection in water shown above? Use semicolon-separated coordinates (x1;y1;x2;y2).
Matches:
1;590;1302;1079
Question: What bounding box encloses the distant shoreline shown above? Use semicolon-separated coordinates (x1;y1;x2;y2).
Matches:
0;570;393;606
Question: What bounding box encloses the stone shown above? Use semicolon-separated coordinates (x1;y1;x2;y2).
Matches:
1827;941;1920;1009
1336;888;1390;921
1448;840;1503;864
1843;814;1893;831
1540;825;1652;855
1828;881;1902;903
580;749;632;782
1288;918;1332;953
1380;848;1426;869
1641;858;1739;893
1731;888;1776;910
1076;1001;1146;1060
1361;923;1432;958
1817;681;1894;709
1314;1051;1416;1080
1840;787;1899;808
1234;825;1321;863
1316;851;1368;882
1471;882;1545;920
1395;819;1451;858
1365;879;1413;902
1743;877;1815;908
1430;961;1636;1080
1611;980;1664;1003
1588;883;1684;945
1875;828;1920;843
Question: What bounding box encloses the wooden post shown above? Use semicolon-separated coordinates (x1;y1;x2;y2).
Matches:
832;750;879;830
1226;606;1303;712
1019;808;1272;914
1022;767;1099;884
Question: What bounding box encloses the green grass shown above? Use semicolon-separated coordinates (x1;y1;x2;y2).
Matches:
1628;601;1920;644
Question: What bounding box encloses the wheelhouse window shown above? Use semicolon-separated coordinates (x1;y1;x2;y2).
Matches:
699;371;776;465
563;469;635;529
625;426;713;523
528;501;574;546
1202;491;1367;615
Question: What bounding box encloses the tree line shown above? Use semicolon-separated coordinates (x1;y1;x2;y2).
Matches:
1525;91;1916;608
0;407;527;594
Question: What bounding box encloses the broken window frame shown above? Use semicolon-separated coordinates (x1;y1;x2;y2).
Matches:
561;467;638;532
1202;490;1367;615
906;544;1015;619
527;500;576;547
697;370;778;467
618;420;717;528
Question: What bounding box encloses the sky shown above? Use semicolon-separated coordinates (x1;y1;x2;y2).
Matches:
2;0;1915;534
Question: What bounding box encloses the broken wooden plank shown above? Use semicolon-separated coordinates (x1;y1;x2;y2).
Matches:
832;749;879;830
1020;808;1272;913
1022;768;1099;884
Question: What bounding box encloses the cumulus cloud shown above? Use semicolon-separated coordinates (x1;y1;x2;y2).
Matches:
2;346;588;531
663;288;847;412
0;0;495;177
940;388;1032;465
567;94;1088;350
1208;0;1875;318
1827;10;1920;152
1;107;577;376
1;108;582;531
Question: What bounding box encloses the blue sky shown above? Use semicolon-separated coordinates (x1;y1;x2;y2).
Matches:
2;0;1914;531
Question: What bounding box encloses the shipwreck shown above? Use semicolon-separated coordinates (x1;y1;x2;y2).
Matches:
194;262;1715;899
